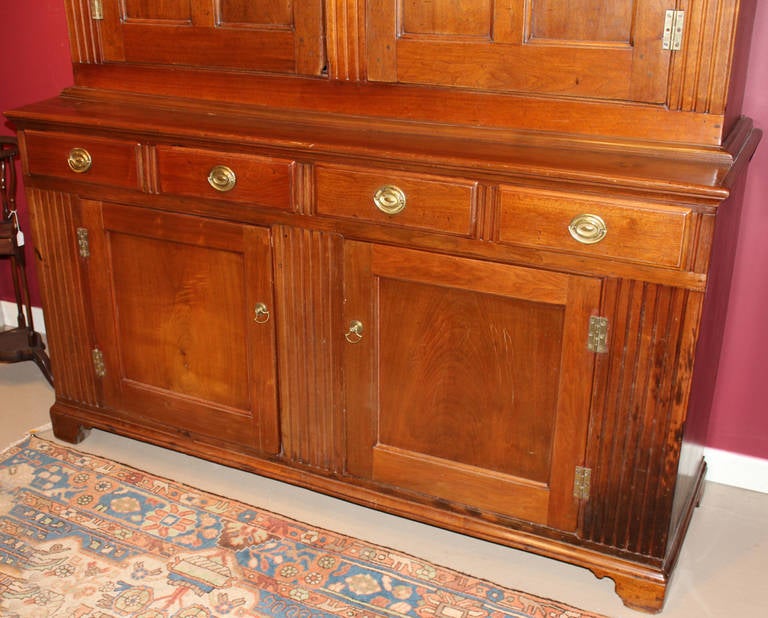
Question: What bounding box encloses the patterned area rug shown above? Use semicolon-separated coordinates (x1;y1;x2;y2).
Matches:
0;435;609;617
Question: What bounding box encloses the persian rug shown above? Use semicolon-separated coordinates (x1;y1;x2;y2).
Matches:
0;435;610;618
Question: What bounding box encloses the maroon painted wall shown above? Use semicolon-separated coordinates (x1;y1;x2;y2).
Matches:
707;2;768;459
0;1;73;305
1;4;766;460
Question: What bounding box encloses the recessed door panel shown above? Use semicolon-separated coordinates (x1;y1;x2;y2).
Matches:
122;1;192;22
218;0;294;26
378;278;563;483
108;233;251;409
401;0;493;38
530;0;633;42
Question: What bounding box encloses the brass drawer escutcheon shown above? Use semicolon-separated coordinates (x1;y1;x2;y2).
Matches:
373;185;407;215
67;147;92;173
253;302;270;324
568;213;607;245
345;320;364;344
207;165;237;192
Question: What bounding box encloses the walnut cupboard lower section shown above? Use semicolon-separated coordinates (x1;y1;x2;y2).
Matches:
8;0;761;612
10;97;759;612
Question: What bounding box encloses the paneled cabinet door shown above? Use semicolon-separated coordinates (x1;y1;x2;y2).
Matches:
99;0;325;75
367;0;671;104
343;243;602;531
80;201;281;453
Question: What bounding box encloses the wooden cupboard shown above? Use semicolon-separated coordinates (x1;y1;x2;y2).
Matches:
6;0;761;613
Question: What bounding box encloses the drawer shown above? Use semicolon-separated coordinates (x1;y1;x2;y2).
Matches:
315;165;477;236
156;146;294;209
498;187;692;268
23;131;139;189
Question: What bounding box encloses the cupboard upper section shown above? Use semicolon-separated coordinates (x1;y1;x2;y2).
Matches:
66;0;756;146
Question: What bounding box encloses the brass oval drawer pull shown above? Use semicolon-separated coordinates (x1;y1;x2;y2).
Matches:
207;165;237;192
67;147;92;173
568;213;607;245
373;185;407;215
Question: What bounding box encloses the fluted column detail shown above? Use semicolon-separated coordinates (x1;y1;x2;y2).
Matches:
27;189;100;407
65;0;103;64
273;226;344;472
583;279;704;558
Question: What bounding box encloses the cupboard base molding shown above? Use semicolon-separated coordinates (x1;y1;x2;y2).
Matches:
50;402;702;614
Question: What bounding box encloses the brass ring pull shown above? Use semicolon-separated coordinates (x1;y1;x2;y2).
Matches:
67;147;92;174
254;302;270;324
568;213;607;245
208;165;237;192
373;185;407;215
344;320;364;344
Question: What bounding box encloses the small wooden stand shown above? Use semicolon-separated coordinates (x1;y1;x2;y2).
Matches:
0;137;52;385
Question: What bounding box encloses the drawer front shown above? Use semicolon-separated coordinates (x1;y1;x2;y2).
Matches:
24;131;139;189
157;146;294;209
498;187;691;267
316;165;477;236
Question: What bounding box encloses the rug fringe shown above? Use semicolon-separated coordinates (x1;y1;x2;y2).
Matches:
0;432;33;455
28;421;53;435
0;422;53;455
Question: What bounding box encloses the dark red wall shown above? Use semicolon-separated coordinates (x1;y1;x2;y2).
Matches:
0;1;73;305
707;2;768;459
1;3;767;460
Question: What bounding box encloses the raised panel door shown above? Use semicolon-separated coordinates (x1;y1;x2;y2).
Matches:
81;201;281;453
367;0;671;104
100;0;325;75
343;243;602;531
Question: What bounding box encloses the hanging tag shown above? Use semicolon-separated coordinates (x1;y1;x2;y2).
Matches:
11;211;24;246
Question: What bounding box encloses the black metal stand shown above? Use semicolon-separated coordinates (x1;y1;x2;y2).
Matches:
0;136;53;385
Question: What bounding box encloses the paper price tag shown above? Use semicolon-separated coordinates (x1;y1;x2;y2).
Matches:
10;211;24;246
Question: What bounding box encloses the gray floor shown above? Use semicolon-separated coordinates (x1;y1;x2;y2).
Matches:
1;359;766;617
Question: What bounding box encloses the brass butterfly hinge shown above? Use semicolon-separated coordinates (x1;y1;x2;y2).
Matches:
663;10;685;51
90;0;104;21
92;348;106;378
574;466;592;501
587;316;609;354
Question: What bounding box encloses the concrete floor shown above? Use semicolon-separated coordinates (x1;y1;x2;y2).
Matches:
1;359;766;617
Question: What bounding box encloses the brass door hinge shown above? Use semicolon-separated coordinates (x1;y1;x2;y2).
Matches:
574;466;592;501
90;0;104;21
92;348;106;378
662;10;685;51
76;228;90;258
587;316;609;354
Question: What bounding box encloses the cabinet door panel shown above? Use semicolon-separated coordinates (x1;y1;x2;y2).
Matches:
377;278;563;483
122;1;192;21
101;0;325;75
368;0;670;104
344;243;601;531
82;201;280;453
